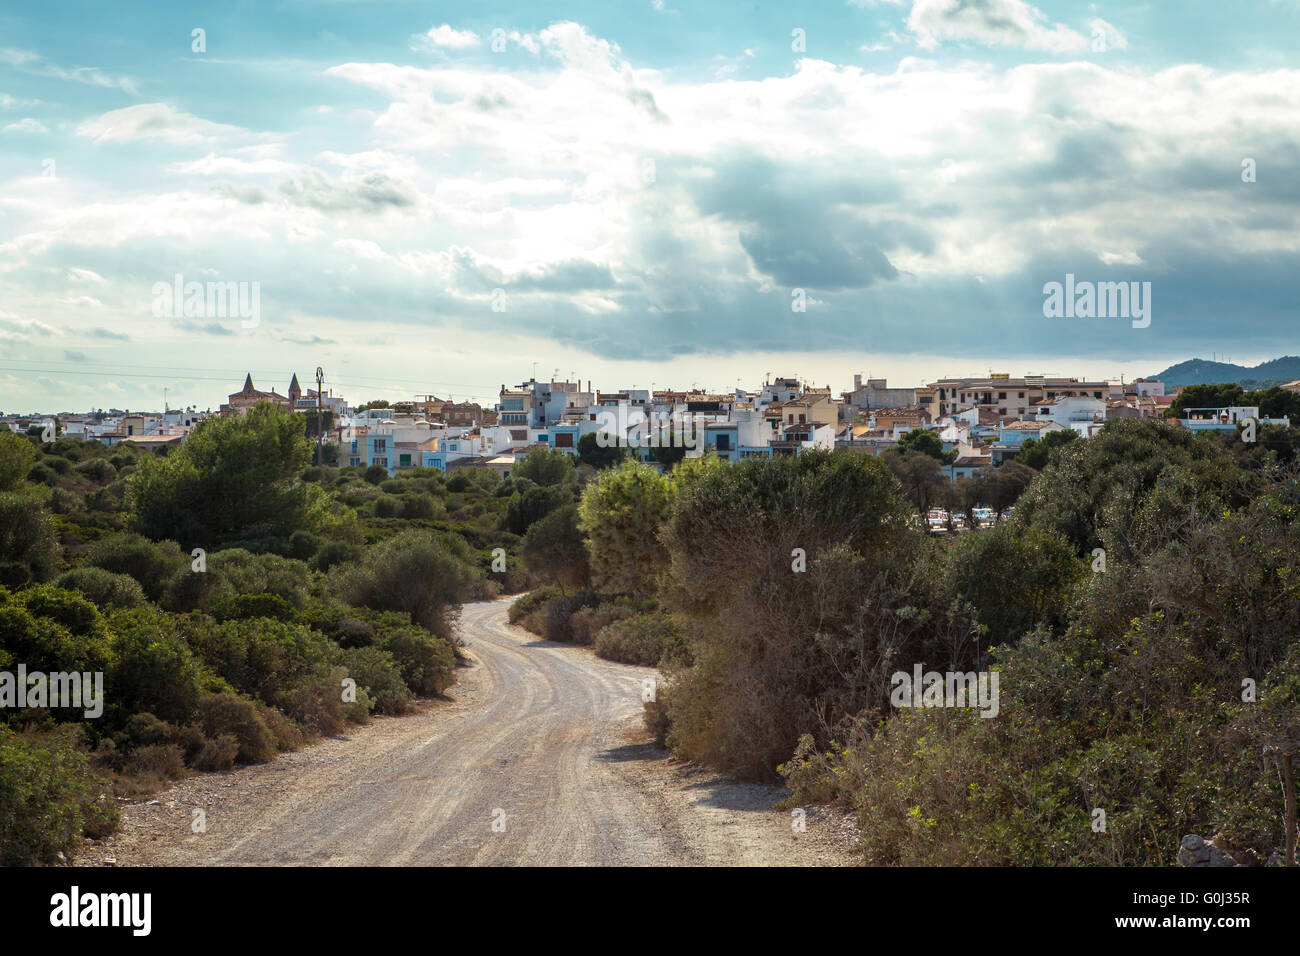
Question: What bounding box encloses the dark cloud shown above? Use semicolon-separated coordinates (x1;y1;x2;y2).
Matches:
278;170;418;213
685;153;909;291
213;182;271;204
88;327;129;340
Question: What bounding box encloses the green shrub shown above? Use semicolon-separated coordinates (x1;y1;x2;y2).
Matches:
124;742;186;781
87;533;187;601
335;529;482;639
569;602;635;646
541;589;598;643
782;480;1300;865
401;493;439;520
278;666;352;736
207;549;312;609
341;646;412;714
0;591;113;676
0;431;37;491
191;733;239;772
943;523;1082;646
594;612;683;666
505;485;569;535
311;539;361;573
196;693;277;764
0;727;118;864
74;458;117;484
0;491;60;587
288;530;322;560
54;567;146;610
185;618;339;717
210;592;299;623
508;587;561;624
106;609;205;727
378;625;457;696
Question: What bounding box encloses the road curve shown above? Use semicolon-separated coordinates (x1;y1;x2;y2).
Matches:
78;598;856;866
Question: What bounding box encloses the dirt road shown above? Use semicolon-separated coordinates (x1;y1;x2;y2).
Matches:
77;598;858;866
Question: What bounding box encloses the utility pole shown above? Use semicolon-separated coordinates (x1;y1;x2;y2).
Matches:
315;366;324;467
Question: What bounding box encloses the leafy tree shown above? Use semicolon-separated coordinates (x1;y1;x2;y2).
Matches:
897;428;954;463
661;450;907;618
1016;428;1078;470
881;448;947;513
943;523;1081;645
577;459;673;599
513;447;576;487
648;442;688;470
0;431;36;491
0;492;60;587
505;484;569;536
522;504;590;594
1165;383;1300;421
1250;386;1300;421
656;452;967;780
126;403;334;549
1011;417;1253;559
1166;383;1246;418
577;431;626;470
300;408;334;441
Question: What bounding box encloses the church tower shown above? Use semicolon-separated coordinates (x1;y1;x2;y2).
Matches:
288;373;301;407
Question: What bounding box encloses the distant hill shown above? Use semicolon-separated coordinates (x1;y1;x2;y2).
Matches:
1152;356;1300;390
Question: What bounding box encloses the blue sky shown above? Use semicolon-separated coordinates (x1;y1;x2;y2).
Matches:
2;0;1299;411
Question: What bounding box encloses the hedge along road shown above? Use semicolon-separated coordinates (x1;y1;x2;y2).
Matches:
79;598;857;866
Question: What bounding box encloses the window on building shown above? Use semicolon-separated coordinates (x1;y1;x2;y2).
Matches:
998;392;1006;400
399;454;411;467
373;457;388;467
556;433;574;448
374;439;387;451
715;434;732;451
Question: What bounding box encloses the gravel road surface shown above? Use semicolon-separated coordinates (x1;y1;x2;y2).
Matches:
76;598;858;866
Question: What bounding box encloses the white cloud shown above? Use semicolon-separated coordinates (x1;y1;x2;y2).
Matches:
77;103;249;145
167;152;294;176
1;20;1295;396
907;0;1093;53
0;93;39;109
3;118;47;133
1089;18;1128;51
413;25;481;50
0;47;137;94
